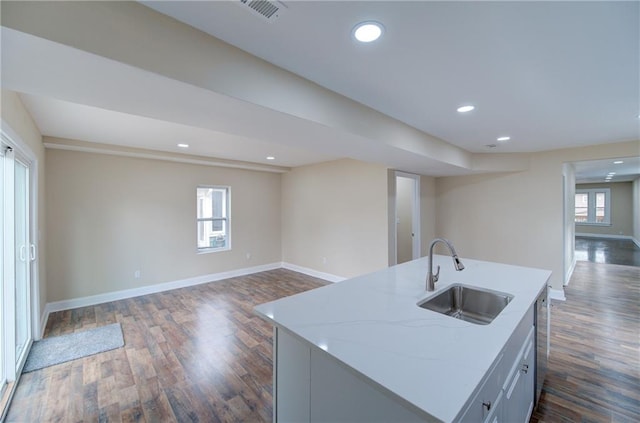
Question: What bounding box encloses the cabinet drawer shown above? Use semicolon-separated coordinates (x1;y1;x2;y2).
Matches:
500;307;534;380
458;353;504;422
502;327;536;423
503;326;535;395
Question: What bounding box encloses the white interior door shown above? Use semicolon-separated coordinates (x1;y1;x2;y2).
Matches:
394;172;421;265
396;176;415;264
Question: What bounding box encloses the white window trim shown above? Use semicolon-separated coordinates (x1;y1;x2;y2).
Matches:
575;188;611;226
196;185;231;254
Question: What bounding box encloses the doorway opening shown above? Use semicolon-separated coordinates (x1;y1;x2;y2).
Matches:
562;157;640;285
390;171;420;266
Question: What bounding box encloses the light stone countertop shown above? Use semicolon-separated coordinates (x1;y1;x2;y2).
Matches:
255;255;551;422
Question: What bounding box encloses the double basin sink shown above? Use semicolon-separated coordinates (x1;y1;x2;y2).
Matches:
418;284;513;325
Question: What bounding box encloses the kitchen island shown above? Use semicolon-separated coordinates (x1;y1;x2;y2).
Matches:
254;255;551;422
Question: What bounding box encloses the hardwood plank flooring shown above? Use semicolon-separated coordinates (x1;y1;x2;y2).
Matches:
6;269;329;422
575;236;640;267
531;261;640;423
7;262;639;422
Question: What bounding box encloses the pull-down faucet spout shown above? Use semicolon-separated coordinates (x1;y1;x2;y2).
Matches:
426;238;465;291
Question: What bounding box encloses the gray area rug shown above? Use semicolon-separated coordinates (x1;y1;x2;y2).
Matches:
23;323;124;373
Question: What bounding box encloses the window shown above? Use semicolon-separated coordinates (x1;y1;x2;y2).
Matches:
575;188;610;225
196;186;230;252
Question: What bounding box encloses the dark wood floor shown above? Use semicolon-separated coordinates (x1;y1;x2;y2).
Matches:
531;261;640;422
7;263;639;422
575;236;640;267
7;269;329;422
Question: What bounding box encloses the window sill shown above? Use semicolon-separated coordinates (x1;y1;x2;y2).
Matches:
197;247;231;255
575;222;611;227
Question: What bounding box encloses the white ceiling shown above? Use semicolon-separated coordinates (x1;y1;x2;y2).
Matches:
19;93;337;168
573;157;640;184
3;25;462;175
2;1;639;176
143;0;640;153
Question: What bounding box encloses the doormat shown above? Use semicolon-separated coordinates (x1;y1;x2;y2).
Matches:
22;323;124;373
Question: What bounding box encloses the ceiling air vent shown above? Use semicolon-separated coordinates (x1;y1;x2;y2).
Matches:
238;0;287;22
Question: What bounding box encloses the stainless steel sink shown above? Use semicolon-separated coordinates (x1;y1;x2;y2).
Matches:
418;284;513;325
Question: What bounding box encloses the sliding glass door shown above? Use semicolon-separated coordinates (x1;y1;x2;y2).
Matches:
1;133;36;405
0;145;5;397
14;159;31;366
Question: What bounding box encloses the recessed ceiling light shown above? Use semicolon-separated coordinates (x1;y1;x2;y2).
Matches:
266;156;275;160
608;172;616;175
353;21;384;43
177;143;189;148
497;136;511;142
457;105;475;113
613;160;624;164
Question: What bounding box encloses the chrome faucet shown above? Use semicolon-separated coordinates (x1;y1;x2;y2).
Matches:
427;238;465;291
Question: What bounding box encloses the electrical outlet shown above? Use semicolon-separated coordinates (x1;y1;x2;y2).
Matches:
246;252;251;260
134;270;141;279
322;257;327;265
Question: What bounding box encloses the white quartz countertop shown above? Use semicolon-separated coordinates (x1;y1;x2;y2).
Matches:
254;256;551;422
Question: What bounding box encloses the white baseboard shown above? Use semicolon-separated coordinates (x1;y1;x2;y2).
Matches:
40;262;345;330
39;308;49;339
43;262;282;317
549;288;566;301
281;262;346;283
564;257;577;287
575;233;634;241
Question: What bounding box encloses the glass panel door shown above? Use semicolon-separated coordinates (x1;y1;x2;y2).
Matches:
14;160;30;365
0;134;37;417
0;147;5;395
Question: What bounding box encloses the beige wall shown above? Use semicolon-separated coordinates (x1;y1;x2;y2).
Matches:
634;177;640;244
575;182;634;237
45;147;281;302
563;163;576;283
419;176;437;256
1;90;47;324
435;140;640;292
281;159;388;278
